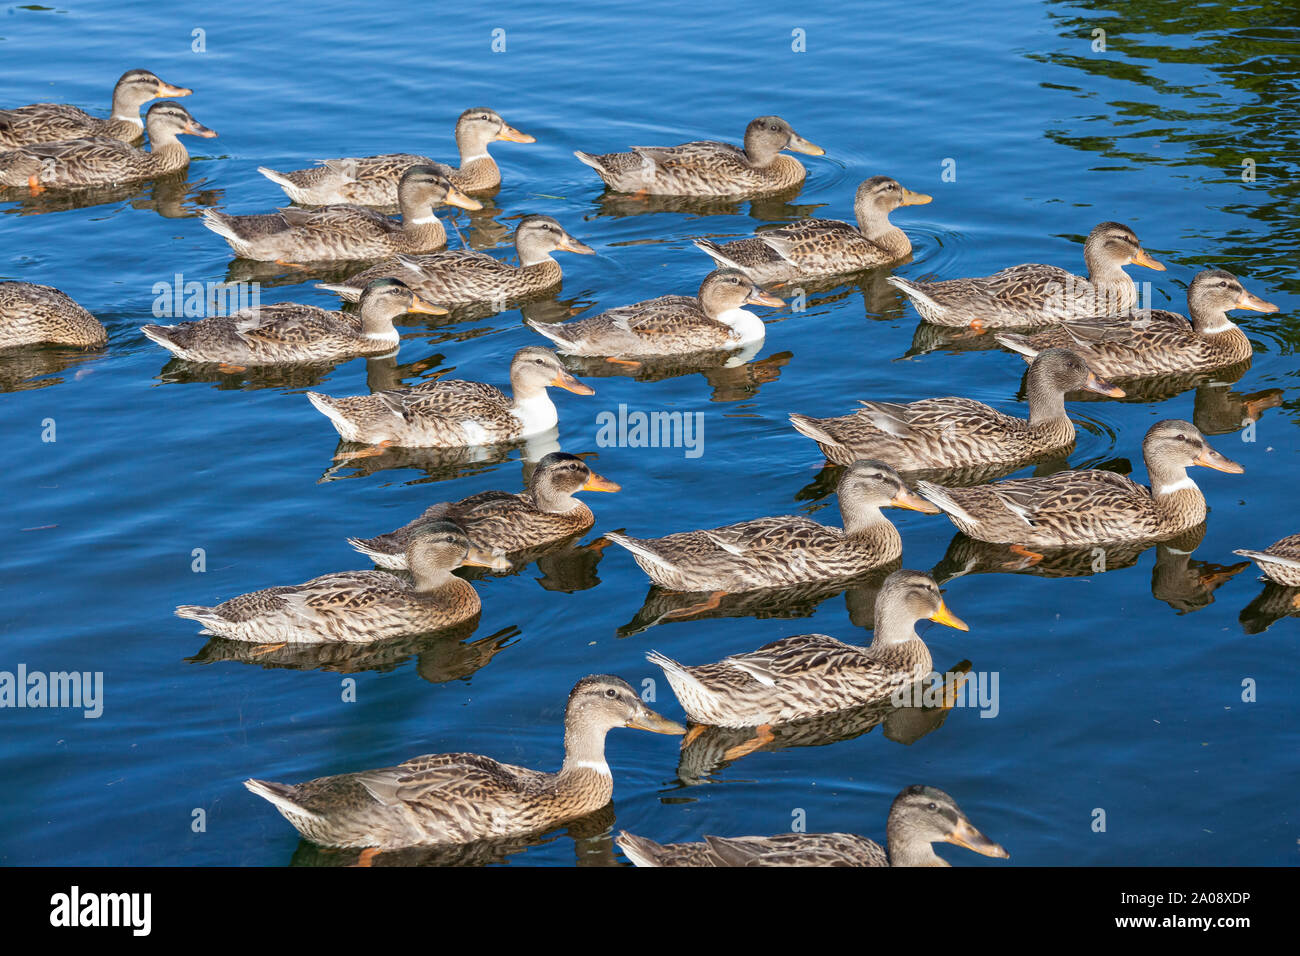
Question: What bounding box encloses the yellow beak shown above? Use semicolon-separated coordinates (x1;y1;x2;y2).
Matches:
928;599;969;631
1130;248;1165;271
407;295;449;316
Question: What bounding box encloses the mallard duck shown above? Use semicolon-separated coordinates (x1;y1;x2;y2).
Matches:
694;177;932;283
526;269;783;357
0;100;215;189
203;164;481;262
789;348;1123;470
258;107;535;205
307;346;594;449
0;281;106;348
140;278;444;365
918;419;1243;548
1234;535;1300;587
349;452;620;568
244;674;684;848
174;521;508;644
0;69;191;147
887;222;1166;330
574;116;824;196
606;460;938;593
995;269;1279;377
646;569;967;727
317;215;593;305
617;784;1008;866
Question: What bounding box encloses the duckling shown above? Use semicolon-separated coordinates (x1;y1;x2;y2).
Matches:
617;785;1008;867
202;164;482;262
349;452;620;568
140;278;444;365
258;107;535;205
789;348;1123;470
574;116;824;196
888;222;1166;330
244;674;684;848
0;69;192;147
606;460;938;593
1234;535;1300;587
306;346;594;449
646;569;968;727
918;419;1244;548
174;521;507;644
318;215;593;305
526;269;784;357
0;281;106;348
0;100;215;189
694;177;932;283
996;269;1279;377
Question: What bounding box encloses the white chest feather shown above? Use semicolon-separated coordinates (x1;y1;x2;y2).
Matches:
510;391;559;436
1156;476;1198;495
715;307;766;346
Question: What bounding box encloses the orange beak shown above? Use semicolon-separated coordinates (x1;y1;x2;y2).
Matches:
443;184;483;211
1083;370;1125;397
1234;290;1279;313
745;288;786;308
406;295;449;316
462;546;512;571
928;598;970;631
890;488;942;514
184;120;218;138
946;817;1008;858
581;471;621;492
1130;248;1165;271
157;83;193;97
900;187;933;206
558;235;596;255
1193;445;1244;474
551;368;595;395
496;124;536;144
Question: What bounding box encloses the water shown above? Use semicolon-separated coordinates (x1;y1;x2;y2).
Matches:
0;0;1296;866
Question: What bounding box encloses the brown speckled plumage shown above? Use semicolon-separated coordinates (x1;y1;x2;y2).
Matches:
0;281;105;348
1235;534;1300;587
0;69;191;147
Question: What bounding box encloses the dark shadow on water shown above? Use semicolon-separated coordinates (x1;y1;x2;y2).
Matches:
0;171;221;219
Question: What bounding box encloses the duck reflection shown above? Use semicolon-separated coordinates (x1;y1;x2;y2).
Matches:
560;349;792;403
1238;582;1300;635
0;171;220;219
0;342;104;392
584;185;819;222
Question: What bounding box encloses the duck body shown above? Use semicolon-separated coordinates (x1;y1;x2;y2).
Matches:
1235;534;1300;587
258;108;534;205
919;420;1243;548
244;675;684;848
318;215;593;305
0;281;106;348
574;116;823;196
694;177;931;283
527;269;781;357
0;100;215;188
0;69;192;148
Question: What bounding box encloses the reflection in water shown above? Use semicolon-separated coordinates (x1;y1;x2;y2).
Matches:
1238;582;1300;635
0;342;104;392
584;185;821;222
673;661;972;784
287;802;618;867
188;624;521;684
561;349;792;403
0;171;221;219
319;427;562;485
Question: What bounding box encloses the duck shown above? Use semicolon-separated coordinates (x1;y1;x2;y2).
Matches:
693;177;932;283
574;115;824;196
606;460;938;593
173;521;509;644
0;69;192;148
317;215;593;305
526;269;783;358
243;674;684;848
140;278;444;365
789;348;1123;471
1234;535;1300;587
0;100;215;189
0;281;106;348
257;107;535;205
995;269;1279;377
306;346;594;449
202;164;481;262
887;222;1166;330
616;784;1008;867
918;419;1244;548
348;452;621;568
646;569;967;728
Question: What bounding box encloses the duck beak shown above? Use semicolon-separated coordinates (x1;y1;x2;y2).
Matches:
1193;445;1244;474
550;368;595;395
184;120;218;138
581;471;621;492
900;188;933;206
462;546;512;570
1130;248;1165;271
443;184;483;211
1234;290;1279;313
945;817;1009;858
407;295;449;316
928;598;969;631
558;235;596;255
627;704;686;735
890;488;942;514
745;287;785;308
496;123;536;143
1083;370;1125;397
157;83;192;98
787;132;825;156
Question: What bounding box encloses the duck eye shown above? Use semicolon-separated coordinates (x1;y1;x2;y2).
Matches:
928;802;938;811
604;688;618;699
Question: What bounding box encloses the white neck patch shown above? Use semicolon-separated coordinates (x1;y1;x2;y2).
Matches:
364;329;401;344
511;391;559;435
113;114;144;126
460;153;491;164
407;214;440;225
715;307;766;346
1199;318;1237;335
1156;476;1198;495
570;759;611;777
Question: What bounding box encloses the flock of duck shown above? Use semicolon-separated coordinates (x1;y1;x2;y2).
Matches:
2;69;1291;867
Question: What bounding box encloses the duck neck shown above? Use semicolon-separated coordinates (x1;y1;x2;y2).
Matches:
855;204;909;257
742;138;781;168
110;85;147;126
456;128;499;174
517;237;557;269
1024;372;1068;427
1083;250;1136;314
406;558;460;593
870;604;922;649
533;480;580;514
145;126;190;172
840;495;891;537
397;197;448;249
558;715;613;781
1188;300;1238;336
886;825;948;867
509;376;559;434
1147;458;1206;528
358;304;401;345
